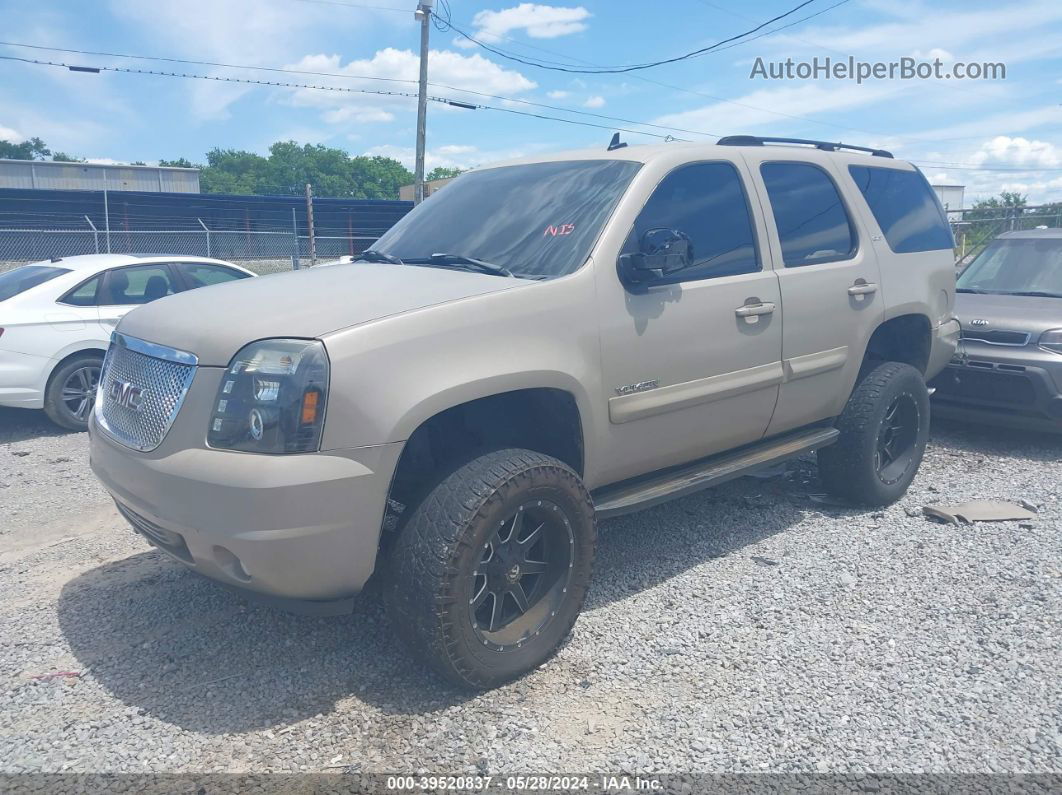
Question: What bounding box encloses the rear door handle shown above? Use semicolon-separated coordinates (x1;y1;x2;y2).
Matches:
735;302;776;318
848;282;878;296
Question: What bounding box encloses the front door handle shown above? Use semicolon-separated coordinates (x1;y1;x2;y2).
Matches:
848;281;878;296
735;301;776;318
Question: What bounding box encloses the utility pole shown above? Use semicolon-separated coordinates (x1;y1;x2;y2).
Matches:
305;183;317;268
413;0;433;204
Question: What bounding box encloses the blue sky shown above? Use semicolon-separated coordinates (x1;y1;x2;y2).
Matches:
1;0;1060;202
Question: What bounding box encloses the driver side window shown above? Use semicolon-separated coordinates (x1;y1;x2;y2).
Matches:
623;161;760;282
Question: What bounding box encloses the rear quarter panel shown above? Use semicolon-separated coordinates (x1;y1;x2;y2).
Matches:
833;156;956;342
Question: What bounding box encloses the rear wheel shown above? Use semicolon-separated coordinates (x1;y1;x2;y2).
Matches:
43;354;103;431
386;448;596;689
818;361;929;506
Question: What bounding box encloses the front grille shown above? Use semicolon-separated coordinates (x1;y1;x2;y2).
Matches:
960;328;1031;346
95;333;197;452
935;366;1037;406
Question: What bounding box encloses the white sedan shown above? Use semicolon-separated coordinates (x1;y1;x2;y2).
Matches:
0;254;255;430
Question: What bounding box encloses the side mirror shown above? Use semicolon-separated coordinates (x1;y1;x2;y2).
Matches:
618;227;693;287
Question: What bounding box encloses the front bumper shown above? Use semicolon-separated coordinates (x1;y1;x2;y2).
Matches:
930;341;1062;432
90;409;404;606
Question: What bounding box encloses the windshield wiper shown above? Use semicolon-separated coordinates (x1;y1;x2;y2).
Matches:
956;287;991;294
405;252;514;278
356;249;404;265
1004;290;1062;299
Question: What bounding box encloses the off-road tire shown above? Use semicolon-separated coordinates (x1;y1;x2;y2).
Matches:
818;361;930;506
43;353;104;432
385;448;596;690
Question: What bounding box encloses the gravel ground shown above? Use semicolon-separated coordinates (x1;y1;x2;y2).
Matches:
0;407;1059;775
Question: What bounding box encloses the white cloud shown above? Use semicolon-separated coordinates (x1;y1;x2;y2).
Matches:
458;4;591;48
968;136;1062;169
322;107;396;124
911;48;955;62
779;0;1062;64
282;49;536;126
0;124;25;142
364;142;541;171
654;83;902;136
547;90;570;99
583;95;605;108
108;0;380;120
909;106;1061;143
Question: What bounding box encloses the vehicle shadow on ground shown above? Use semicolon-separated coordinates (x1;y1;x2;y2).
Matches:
56;469;818;733
0;406;72;444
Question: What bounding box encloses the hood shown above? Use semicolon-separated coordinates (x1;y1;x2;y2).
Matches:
117;262;526;366
955;292;1062;338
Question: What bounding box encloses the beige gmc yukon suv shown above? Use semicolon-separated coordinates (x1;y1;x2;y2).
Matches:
89;136;960;689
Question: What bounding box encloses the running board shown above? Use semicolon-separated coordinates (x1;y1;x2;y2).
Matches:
593;427;839;519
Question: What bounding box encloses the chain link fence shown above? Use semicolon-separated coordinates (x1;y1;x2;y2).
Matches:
5;204;1061;276
0;226;380;275
952;205;1062;268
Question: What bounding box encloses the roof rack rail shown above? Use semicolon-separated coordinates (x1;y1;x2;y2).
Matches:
716;135;893;159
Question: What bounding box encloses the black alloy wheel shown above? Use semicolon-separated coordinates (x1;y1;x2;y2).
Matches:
470;499;574;651
875;393;920;485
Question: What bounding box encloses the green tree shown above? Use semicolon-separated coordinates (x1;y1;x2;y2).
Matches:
1036;202;1062;228
51;152;85;163
0;136;51;160
426;166;463;181
198;148;271;194
193;141;413;198
159;158;198;169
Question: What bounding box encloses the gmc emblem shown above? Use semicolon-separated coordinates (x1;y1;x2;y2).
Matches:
109;380;147;411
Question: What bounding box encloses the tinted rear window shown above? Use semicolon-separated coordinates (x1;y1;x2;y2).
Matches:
0;265;71;302
761;162;856;266
848;166;954;253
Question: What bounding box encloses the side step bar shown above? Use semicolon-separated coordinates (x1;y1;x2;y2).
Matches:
593;427;839;519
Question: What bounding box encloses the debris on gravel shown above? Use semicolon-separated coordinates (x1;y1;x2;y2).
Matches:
0;410;1059;775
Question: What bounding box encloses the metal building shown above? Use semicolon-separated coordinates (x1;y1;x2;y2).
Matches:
0;159;200;193
931;184;965;218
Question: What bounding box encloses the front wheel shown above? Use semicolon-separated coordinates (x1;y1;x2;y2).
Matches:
385;448;596;690
43;354;103;431
818;361;930;506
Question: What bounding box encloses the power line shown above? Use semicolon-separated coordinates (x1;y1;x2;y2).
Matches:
0;56;689;142
440;0;844;74
0;41;716;138
0;41;422;86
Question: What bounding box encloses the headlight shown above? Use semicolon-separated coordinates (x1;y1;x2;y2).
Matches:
207;339;329;453
1039;329;1062;355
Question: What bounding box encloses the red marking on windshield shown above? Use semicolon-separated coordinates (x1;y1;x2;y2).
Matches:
544;223;576;237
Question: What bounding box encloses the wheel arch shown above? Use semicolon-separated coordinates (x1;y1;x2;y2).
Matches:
384;385;586;535
43;345;108;393
860;313;932;375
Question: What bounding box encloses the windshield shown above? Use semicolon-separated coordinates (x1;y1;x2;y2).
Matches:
371;159;642;279
0;265;71;302
958;237;1062;297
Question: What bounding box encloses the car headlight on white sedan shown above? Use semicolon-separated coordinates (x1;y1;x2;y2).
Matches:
1039;328;1062;355
207;339;329;453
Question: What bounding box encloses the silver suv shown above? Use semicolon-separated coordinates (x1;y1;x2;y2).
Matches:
89;136;959;689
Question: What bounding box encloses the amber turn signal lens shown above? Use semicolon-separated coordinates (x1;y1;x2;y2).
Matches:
300;390;320;425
